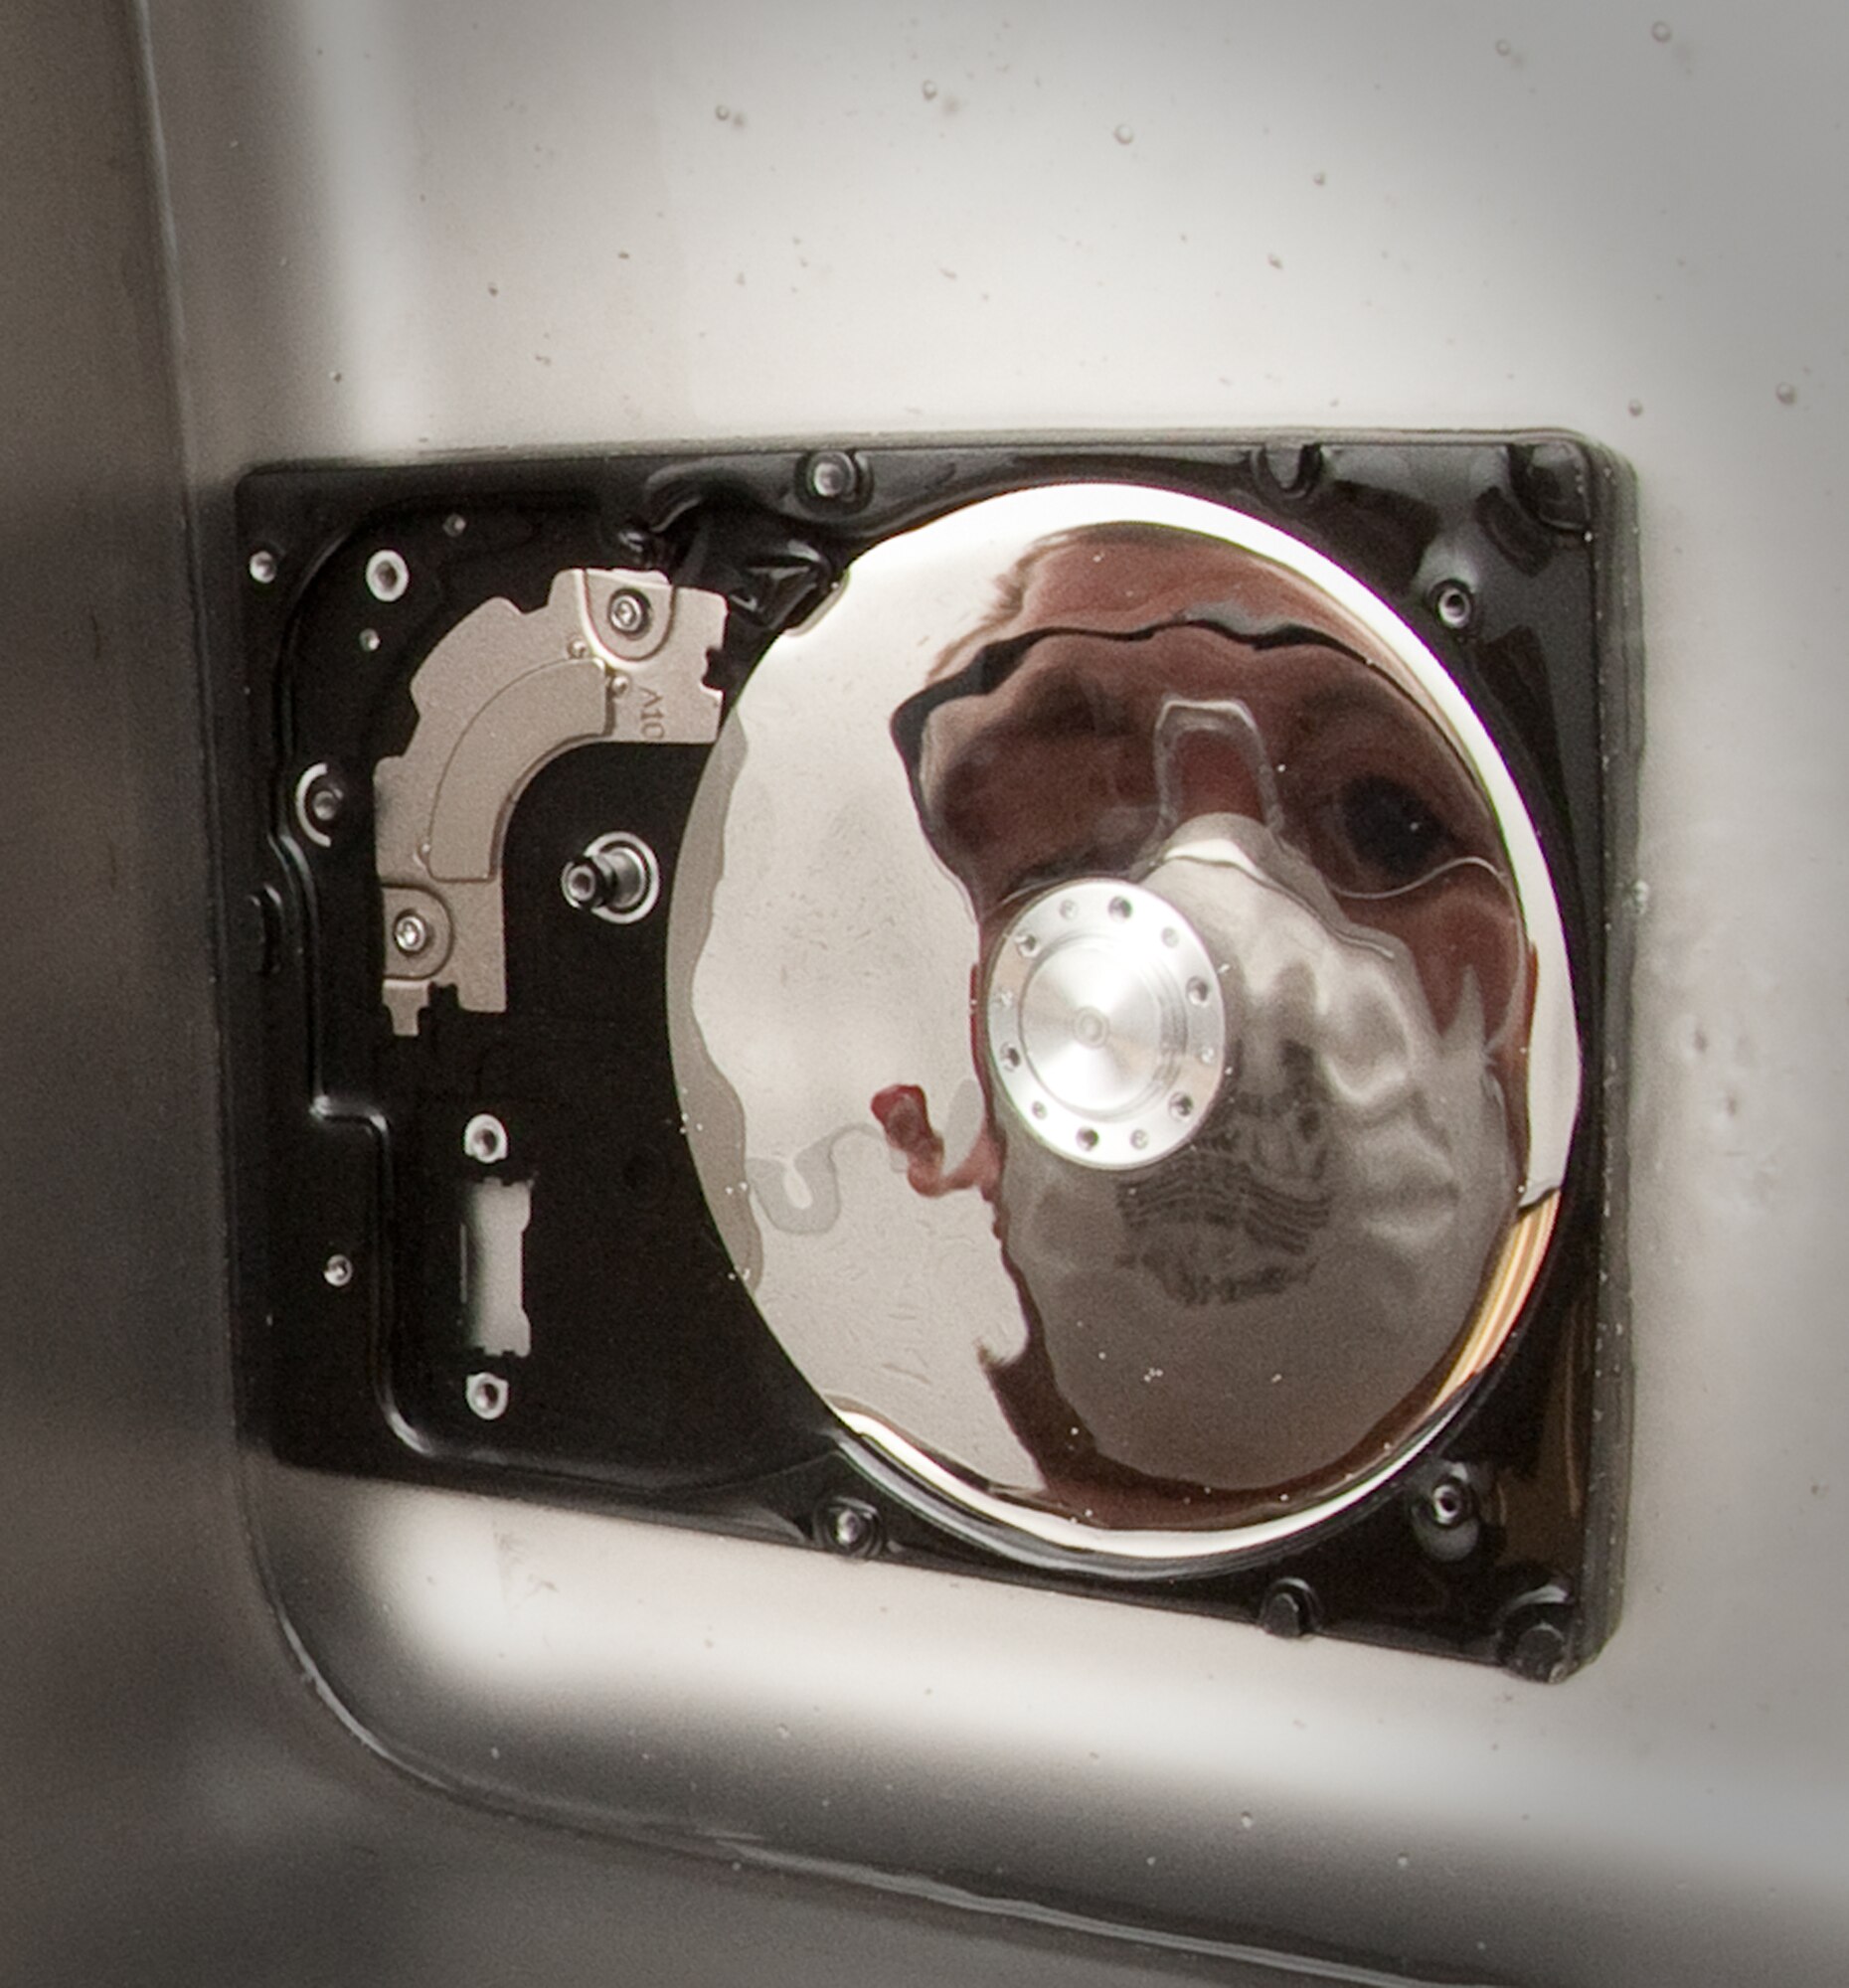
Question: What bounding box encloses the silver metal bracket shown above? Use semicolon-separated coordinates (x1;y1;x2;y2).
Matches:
372;569;725;1034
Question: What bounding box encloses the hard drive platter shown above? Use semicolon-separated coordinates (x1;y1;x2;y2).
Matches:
225;437;1636;1676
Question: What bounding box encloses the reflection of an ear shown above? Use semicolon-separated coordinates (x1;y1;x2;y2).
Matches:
871;1083;1000;1199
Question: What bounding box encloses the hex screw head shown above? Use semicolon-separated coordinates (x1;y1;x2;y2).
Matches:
248;548;278;584
393;911;431;956
323;1252;354;1288
803;449;862;504
304;771;347;829
463;1113;509;1164
819;1498;881;1558
607;587;652;638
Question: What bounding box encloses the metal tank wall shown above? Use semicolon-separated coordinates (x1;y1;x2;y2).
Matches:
3;1;1844;1983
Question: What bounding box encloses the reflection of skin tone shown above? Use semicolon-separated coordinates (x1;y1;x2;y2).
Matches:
873;526;1531;1521
869;1080;999;1199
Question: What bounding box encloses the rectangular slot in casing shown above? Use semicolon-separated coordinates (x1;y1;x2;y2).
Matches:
461;1178;531;1358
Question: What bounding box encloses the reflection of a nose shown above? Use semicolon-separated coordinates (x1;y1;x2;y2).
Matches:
1159;723;1273;831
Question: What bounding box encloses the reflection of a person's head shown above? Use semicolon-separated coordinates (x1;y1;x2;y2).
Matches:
893;524;1529;1074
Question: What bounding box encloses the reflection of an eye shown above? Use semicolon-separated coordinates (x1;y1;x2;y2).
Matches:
1328;774;1453;891
1021;672;1132;740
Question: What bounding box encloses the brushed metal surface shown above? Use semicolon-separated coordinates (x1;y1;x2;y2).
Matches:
94;0;1849;1980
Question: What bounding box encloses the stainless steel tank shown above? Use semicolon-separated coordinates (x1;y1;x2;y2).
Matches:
4;4;1843;1982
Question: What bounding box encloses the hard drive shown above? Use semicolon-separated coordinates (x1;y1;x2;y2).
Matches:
223;436;1638;1678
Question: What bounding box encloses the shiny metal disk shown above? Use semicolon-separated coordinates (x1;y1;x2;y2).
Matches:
669;480;1581;1567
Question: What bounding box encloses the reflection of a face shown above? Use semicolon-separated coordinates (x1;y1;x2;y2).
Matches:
904;525;1526;1057
870;524;1533;1522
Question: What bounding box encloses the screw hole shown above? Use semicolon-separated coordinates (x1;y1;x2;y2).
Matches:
465;1373;510;1421
1433;581;1473;631
366;549;410;602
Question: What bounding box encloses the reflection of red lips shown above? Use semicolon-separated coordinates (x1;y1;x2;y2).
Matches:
870;1083;941;1195
872;1082;1001;1202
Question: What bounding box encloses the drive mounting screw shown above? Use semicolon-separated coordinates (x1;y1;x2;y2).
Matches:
819;1498;881;1558
304;771;347;829
803;449;862;504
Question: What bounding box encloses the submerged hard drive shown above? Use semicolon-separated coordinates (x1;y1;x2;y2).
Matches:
223;437;1637;1677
